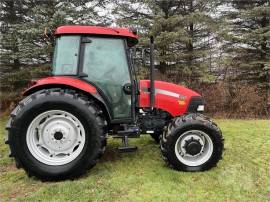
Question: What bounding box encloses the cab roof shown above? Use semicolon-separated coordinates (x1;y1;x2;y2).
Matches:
55;25;139;46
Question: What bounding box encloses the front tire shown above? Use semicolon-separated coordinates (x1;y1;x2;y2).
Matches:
160;114;224;171
5;88;107;180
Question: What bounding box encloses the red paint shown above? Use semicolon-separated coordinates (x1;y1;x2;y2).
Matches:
55;26;138;46
24;77;201;118
23;76;97;95
139;80;201;117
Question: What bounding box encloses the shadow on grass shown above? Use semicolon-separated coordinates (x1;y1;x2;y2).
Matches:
100;136;158;163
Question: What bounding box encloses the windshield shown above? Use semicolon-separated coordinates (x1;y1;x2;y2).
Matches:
52;35;80;75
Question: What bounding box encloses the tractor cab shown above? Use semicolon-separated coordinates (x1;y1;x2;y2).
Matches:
52;26;139;122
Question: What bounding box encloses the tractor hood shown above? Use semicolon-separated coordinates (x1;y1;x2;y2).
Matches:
139;80;203;117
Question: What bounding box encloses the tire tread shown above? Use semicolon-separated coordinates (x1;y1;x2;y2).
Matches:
160;113;224;171
5;88;107;180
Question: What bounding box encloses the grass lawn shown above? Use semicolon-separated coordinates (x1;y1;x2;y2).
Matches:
0;116;269;202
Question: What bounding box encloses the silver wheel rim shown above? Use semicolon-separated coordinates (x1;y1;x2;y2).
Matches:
174;130;213;167
26;110;86;166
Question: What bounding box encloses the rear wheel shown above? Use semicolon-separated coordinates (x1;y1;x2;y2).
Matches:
26;110;86;166
5;88;107;180
160;114;224;171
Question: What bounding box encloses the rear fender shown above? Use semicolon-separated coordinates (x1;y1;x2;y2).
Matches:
23;76;112;122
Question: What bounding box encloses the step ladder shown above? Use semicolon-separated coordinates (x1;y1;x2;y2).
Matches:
113;125;140;153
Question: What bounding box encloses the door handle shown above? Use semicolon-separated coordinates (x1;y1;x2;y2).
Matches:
123;83;132;95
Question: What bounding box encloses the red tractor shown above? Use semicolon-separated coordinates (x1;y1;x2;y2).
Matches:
5;26;224;180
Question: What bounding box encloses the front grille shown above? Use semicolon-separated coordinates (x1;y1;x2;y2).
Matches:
187;96;204;113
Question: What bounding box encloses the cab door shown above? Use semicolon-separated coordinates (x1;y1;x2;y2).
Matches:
81;37;133;121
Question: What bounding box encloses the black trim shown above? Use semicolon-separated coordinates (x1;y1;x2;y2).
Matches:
187;96;204;113
77;36;85;76
124;39;136;123
81;38;92;43
111;118;134;124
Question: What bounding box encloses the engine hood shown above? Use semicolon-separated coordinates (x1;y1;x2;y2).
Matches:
139;80;202;116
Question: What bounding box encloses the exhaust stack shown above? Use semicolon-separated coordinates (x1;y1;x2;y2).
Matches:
150;36;155;109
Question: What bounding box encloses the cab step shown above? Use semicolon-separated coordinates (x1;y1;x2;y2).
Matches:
112;125;140;152
117;135;137;153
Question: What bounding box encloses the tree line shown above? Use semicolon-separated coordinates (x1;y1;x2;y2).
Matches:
0;0;269;117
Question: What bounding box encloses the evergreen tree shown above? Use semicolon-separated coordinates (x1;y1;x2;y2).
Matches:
0;0;37;96
223;0;270;88
114;0;223;84
0;0;33;72
0;0;110;95
21;0;111;65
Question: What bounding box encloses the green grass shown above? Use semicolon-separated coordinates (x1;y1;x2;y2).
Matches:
0;116;270;202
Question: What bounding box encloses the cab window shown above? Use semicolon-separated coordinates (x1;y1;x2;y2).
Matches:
52;36;80;75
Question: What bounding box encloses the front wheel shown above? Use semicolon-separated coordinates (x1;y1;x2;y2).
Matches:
160;114;224;171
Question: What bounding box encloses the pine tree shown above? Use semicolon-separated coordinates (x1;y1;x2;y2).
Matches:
0;0;32;72
0;0;110;94
21;0;111;65
0;0;37;95
223;0;270;88
114;0;223;84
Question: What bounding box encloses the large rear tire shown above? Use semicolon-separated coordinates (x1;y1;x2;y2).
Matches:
160;114;224;171
5;88;107;180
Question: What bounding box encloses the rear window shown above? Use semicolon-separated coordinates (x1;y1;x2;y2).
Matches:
52;36;80;75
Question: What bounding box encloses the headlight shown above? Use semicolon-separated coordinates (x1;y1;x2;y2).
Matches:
197;105;204;112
